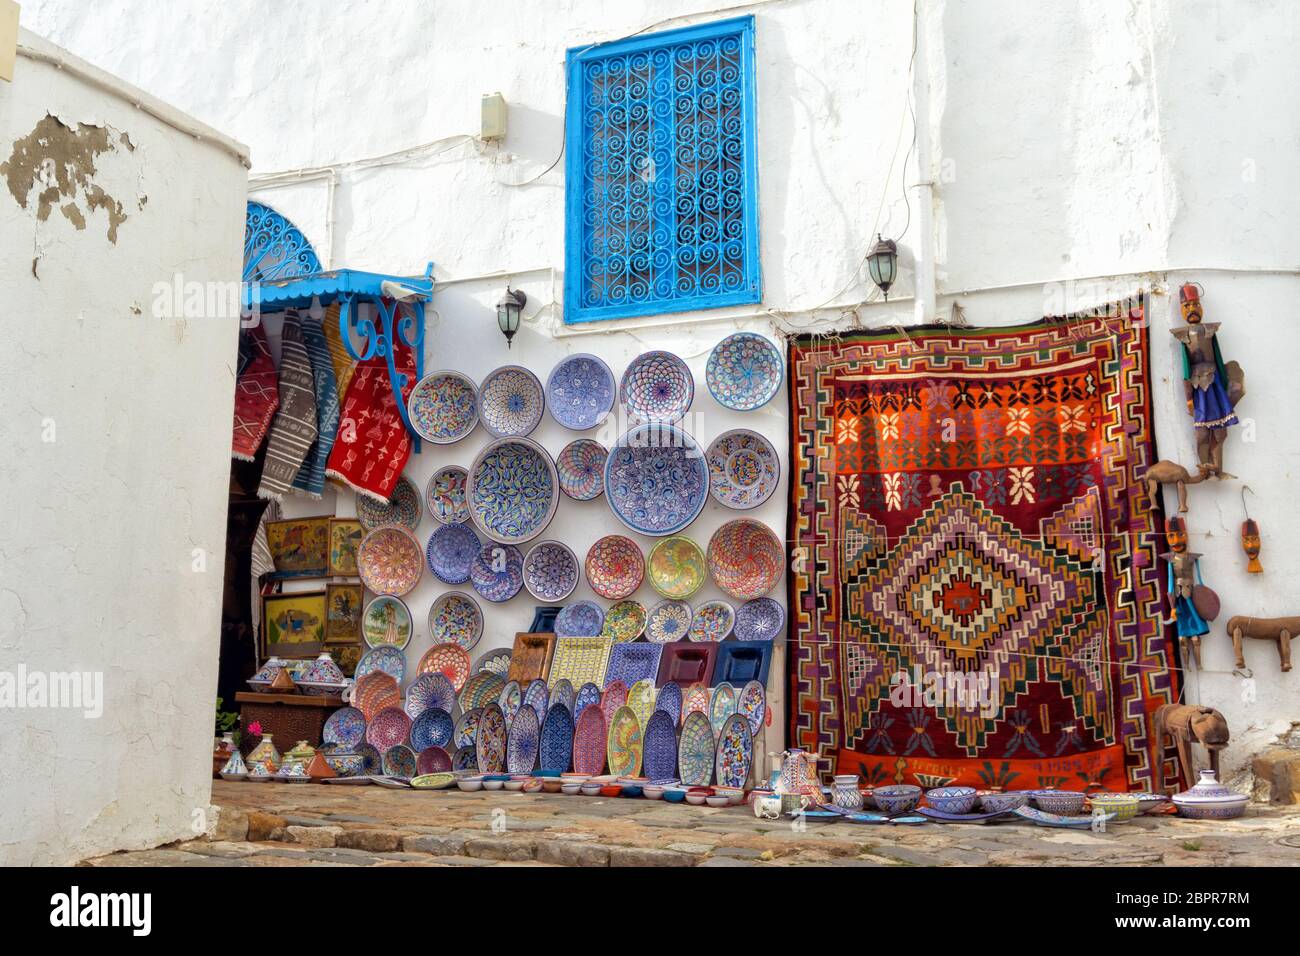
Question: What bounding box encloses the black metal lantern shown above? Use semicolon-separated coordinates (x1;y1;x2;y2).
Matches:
866;234;898;301
496;286;527;348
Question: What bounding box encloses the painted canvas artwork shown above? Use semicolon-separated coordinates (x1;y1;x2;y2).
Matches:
267;517;330;578
263;590;328;658
329;518;363;576
325;582;363;643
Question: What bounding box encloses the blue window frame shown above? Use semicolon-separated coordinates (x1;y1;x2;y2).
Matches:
564;16;761;324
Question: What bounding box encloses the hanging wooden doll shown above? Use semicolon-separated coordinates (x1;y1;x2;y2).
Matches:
1170;283;1245;477
1160;516;1218;669
1240;486;1263;574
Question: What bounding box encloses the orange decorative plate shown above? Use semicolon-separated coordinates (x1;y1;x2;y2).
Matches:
417;642;472;691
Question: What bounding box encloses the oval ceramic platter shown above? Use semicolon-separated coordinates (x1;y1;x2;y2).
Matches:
404;672;457;720
550;678;576;716
522;539;580;602
734;597;785;642
585;534;644;600
479;365;545;438
466;436;559;545
425;521;480;585
737;679;766;737
498;679;523;723
358;526;424;596
688;600;735;642
655;682;683;726
707;519;784;600
523;680;549;725
475;703;508;774
547;353;616;431
600;680;627;726
601;600;646;643
682;683;710;720
427;591;484;650
539;702;575;773
642;710;679;782
606;705;643;778
507;704;540;774
469;542;524;603
714;713;753;789
356;475;421;532
706;428;780;510
678;711;716;787
573;681;602;715
604;424;709;537
620;350;694;424
647;536;707;599
572;704;607;776
646;599;693;643
424;465;470;525
556;438;608;501
407;370;479;444
709;683;738;737
705;332;783;412
361;595;413;650
626;679;656;732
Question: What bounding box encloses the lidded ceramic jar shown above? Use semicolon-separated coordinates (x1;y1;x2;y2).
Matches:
1171;769;1248;820
246;733;281;773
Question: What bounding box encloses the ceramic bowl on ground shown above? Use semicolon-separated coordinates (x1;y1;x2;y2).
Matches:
323;751;366;778
1032;790;1086;815
600;784;623;797
581;782;604;796
925;785;978;815
561;782;584;795
705;794;731;808
482;778;505;791
714;786;744;806
504;779;526;792
1088;792;1142;822
457;778;483;792
662;789;687;803
684;791;708;806
542;778;564;793
976;790;1029;813
621;784;644;798
1135;792;1171;814
872;784;922;814
643;785;665;800
522;778;544;793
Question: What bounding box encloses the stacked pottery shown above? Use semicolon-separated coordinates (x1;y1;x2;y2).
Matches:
831;774;864;811
282;740;316;771
246;733;281;774
1171;770;1248;820
298;652;351;697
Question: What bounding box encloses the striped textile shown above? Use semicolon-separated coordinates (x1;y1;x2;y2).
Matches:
257;310;318;501
291;314;341;499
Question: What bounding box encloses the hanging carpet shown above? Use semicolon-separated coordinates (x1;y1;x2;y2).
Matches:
256;309;318;500
231;323;279;462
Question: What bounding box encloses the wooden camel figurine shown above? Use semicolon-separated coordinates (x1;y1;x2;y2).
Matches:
1143;460;1215;513
1154;703;1229;792
1226;614;1296;672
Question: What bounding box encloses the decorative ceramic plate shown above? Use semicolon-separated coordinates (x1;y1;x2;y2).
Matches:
547;636;613;690
621;350;694;424
354;742;383;776
734;597;786;642
646;536;706;599
627;679;656;732
404;672;456;720
689;600;735;642
498;680;522;723
556;439;608;501
408;370;479;444
707;519;784;600
473;649;513;677
572;704;607;776
646;599;693;643
453;708;482;750
604;642;663;689
358;526;424;596
417;643;472;691
409;707;454;751
1014;806;1116;829
600;680;628;726
604;424;709;536
714;713;753;788
550;678;576;716
523;680;550;725
682;683;711;720
466;437;558;545
539;703;575;773
361;595;413;650
678;711;715;787
737;679;766;736
469;542;524;603
914;806;1015;824
574;681;602;715
705;332;783;411
555;601;605;638
585;535;645;599
606;706;644;777
427;591;484;650
474;703;508;773
415;747;452;776
655;682;683;725
709;683;738;737
479;365;545;438
356;475;421;532
356;645;406;685
365;706;411;751
382;744;418;779
706;428;780;510
425;522;480;585
547;353;616;431
601;600;646;643
643;711;678;782
452;745;477;771
425;465;470;525
352;672;400;721
323;706;366;749
458;671;507;712
507;704;540;774
522;540;579;601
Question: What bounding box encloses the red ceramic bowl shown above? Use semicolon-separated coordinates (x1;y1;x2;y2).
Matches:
600;785;623;797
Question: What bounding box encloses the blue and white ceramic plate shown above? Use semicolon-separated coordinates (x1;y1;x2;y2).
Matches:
407;370;479;444
642;710;678;782
522;539;579;602
469;542;524;603
706;429;780;510
523;680;550;725
466;437;559;545
556;439;608;501
914;806;1015;824
620;351;694;424
426;522;480;584
452;745;478;772
479;365;546;438
574;681;602;715
473;648;513;677
551;678;576;716
454;708;482;750
506;704;540;774
604;642;663;690
322;706;366;749
355;645;406;685
654;682;683;725
547;353;616;431
734;597;786;642
1014;806;1116;829
539;702;575;773
404;672;457;720
409;707;454;751
646;599;693;643
705;332;783;411
555;600;605;638
604;424;709;536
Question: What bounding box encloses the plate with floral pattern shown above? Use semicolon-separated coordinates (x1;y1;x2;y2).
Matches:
425;465;470;525
425;522;480;585
404;673;456;720
734;597;786;642
427;591;484;650
474;703;508;773
554;600;605;638
679;711;715;787
706;428;780;510
601;600;646;642
466;436;558;545
585;534;644;600
355;645;406;685
361;595;413;650
604;423;709;536
574;681;602;715
417;642;472;691
357;475;421;532
714;712;753;788
409;707;454;751
365;706;411;751
737;679;766;736
470;542;524;603
523;680;549;725
479;365;545;438
547;353;616;431
556;438;607;501
358;526;423;596
646;599;693;643
688;600;735;642
707;519;784;600
323;706;366;749
506;704;539;774
473;649;512;677
522;539;579;602
572;704;607;775
620;350;694;424
705;332;783;411
626;679;656;732
709;682;738;737
647;535;706;599
407;370;479;444
606;705;644;777
382;744;418;779
498;679;523;723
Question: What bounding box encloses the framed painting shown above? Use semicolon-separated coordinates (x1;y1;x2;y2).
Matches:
333;643;362;678
267;517;330;579
262;590;328;658
325;582;363;643
328;518;364;576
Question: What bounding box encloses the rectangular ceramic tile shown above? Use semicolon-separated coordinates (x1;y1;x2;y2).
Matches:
547;636;613;689
711;640;773;687
656;641;717;687
604;641;663;689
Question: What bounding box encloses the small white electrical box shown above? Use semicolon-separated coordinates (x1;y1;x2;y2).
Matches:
481;92;507;141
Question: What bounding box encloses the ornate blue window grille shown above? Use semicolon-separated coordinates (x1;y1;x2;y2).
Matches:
243;201;322;282
564;16;761;324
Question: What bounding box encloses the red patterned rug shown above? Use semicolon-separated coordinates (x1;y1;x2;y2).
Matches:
786;301;1179;792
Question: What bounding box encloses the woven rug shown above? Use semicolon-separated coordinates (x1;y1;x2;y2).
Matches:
256;310;318;500
787;302;1179;793
231;324;279;462
291;314;341;500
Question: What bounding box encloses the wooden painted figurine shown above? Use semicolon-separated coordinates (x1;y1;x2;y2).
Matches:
1154;703;1229;792
1160;517;1211;668
1241;519;1263;574
1143;459;1212;513
1225;615;1295;672
1171;283;1245;477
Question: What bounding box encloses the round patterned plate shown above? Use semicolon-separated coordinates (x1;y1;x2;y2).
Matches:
679;711;716;787
356;475;421;532
507;704;540;774
404;672;456;720
427;591;484;650
734;597;786;642
425;465;470;525
556;438;608;501
459;671;507;713
715;713;754;788
466;437;558;545
382;744;418;779
601;600;646;642
706;428;780;510
479;365;545;438
737;679;766;736
604;423;709;537
620;350;694;424
683;682;711;720
475;703;508;773
600;680;628;727
655;682;683;726
417;643;472;691
555;600;605;638
647;536;706;599
710;682;738;737
361;595;413;650
547;353;616;431
473;649;512;677
646;599;693;643
706;332;783;411
539;703;575;773
358;526;423;596
354;742;383;776
643;710;678;782
355;645;406;685
585;535;645;599
365;706;411;751
470;542;524;603
523;680;549;725
522;539;580;602
627;679;656;732
416;746;452;776
452;745;477;772
407;370;478;444
606;705;644;778
409;707;454;751
498;679;522;723
572;704;607;775
689;600;735;642
550;678;576;716
425;522;480;585
574;681;602;715
323;706;366;749
707;519;784;600
453;708;482;750
352;672;400;721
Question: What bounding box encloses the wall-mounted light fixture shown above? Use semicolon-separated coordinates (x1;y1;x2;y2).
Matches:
496;286;526;348
866;234;899;301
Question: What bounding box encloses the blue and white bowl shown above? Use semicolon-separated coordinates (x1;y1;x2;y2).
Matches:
925;786;977;815
1032;789;1086;815
976;790;1029;813
872;784;922;814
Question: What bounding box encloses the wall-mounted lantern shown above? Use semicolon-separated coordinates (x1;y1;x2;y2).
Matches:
866;234;899;301
496;286;527;348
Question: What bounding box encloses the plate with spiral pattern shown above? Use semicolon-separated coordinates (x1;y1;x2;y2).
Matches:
357;475;421;532
556;438;608;501
479;365;545;438
705;332;783;411
647;535;707;599
606;705;643;778
620;350;694;424
707;519;784;600
585;534;644;600
469;542;524;603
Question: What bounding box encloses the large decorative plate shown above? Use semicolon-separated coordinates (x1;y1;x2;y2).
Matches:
470;542;524;603
522;540;579;601
453;708;482;750
737;679;766;736
426;522;480;585
358;526;423;596
683;683;711;720
600;680;628;727
705;332;783;411
706;428;780;510
574;681;602;715
550;678;576;716
605;642;663;689
654;682;683;726
382;744;417;779
679;711;716;787
688;600;735;642
585;535;644;599
479;365;545;438
353;672;400;721
601;600;646;643
523;680;550;725
473;648;513;677
365;706;411;751
707;519;784;600
606;706;644;777
498;679;522;723
416;746;452;776
547;636;612;689
714;713;753;788
417;643;472;691
709;682;738;737
627;679;656;732
643;710;678;782
409;707;454;751
466;437;558;545
539;703;575;773
620;350;694;424
554;601;605;638
323;706;366;749
646;599;693;643
357;475;421;532
425;465;470;525
734;597;786;642
556;438;608;501
647;536;706;599
354;742;383;776
356;645;406;685
404;672;456;720
506;704;540;774
459;670;506;713
408;370;478;444
604;424;709;536
474;703;508;773
427;591;484;650
452;745;477;772
547;353;616;430
361;595;413;650
572;704;607;775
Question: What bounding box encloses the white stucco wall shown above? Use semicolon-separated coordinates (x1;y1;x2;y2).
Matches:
0;31;248;864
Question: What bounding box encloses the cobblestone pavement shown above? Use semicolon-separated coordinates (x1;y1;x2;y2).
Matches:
80;781;1300;867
